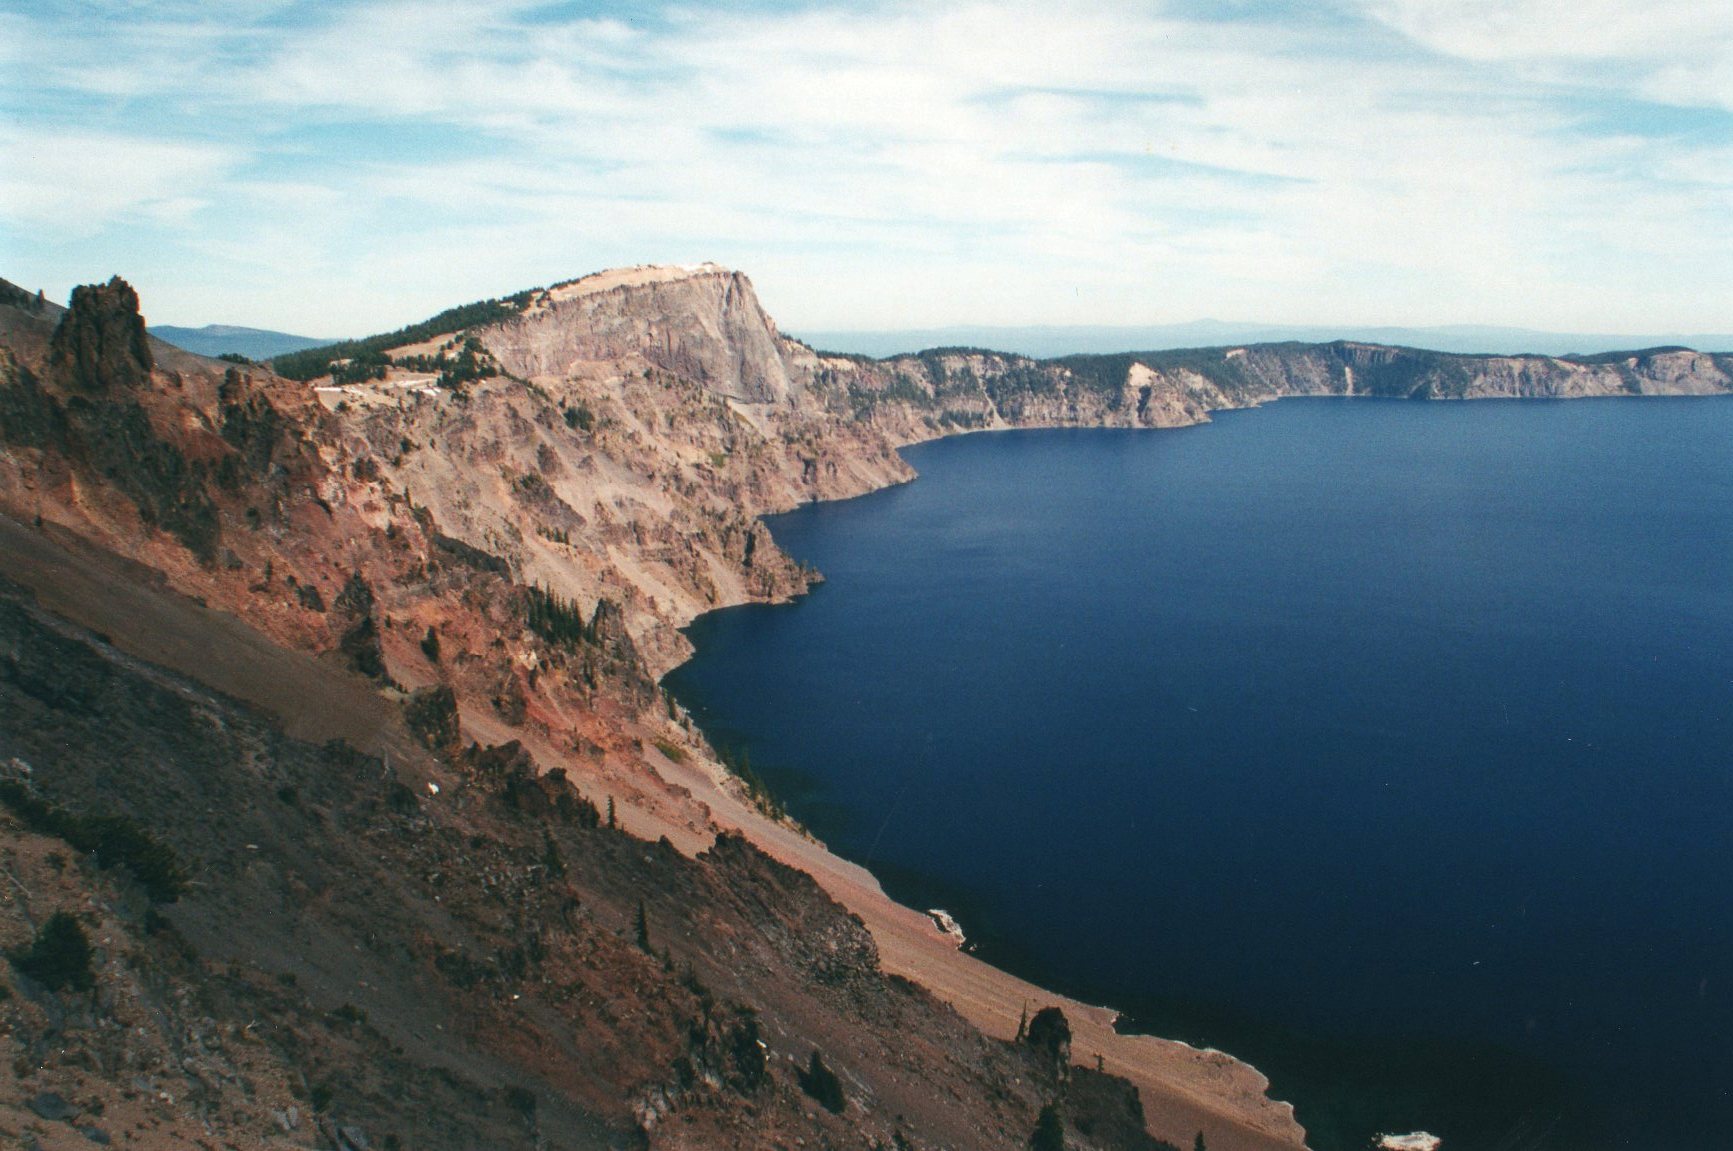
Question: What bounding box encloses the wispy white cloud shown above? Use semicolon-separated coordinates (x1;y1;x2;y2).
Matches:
1357;0;1733;109
0;126;234;233
1;0;1729;334
1359;0;1733;64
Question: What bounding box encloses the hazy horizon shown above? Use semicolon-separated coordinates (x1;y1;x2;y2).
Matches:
122;296;1733;363
790;319;1733;359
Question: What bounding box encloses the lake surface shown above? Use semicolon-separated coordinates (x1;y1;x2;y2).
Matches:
664;397;1733;1151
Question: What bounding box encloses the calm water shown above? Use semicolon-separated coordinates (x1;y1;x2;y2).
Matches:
664;398;1733;1151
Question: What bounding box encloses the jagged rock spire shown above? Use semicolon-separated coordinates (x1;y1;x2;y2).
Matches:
48;275;154;392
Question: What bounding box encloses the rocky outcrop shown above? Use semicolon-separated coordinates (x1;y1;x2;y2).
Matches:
47;275;153;392
1;285;229;557
484;265;806;405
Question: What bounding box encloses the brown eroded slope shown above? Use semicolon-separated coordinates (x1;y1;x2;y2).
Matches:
2;572;1177;1151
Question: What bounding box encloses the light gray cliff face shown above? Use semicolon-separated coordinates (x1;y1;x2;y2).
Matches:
475;266;1733;448
482;269;806;406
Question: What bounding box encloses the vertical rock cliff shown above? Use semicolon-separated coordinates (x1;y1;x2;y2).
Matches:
483;264;808;406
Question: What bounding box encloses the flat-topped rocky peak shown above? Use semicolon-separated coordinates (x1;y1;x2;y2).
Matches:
482;262;805;405
542;262;734;302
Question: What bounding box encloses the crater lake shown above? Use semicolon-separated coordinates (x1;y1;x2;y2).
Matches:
664;396;1733;1151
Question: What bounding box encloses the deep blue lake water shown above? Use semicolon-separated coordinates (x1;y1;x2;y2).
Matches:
664;397;1733;1151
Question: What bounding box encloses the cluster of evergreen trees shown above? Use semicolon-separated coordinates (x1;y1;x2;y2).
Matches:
524;585;595;648
797;1049;846;1113
328;348;390;386
393;334;497;391
0;781;184;901
718;746;785;821
9;912;93;991
0;281;47;313
272;289;540;381
847;371;934;418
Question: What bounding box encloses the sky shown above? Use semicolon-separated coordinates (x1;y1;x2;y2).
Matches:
2;0;1730;337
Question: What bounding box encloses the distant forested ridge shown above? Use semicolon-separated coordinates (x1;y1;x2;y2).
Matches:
151;324;337;361
270;291;540;380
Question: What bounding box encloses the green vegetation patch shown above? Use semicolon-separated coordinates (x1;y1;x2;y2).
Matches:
846;371;935;417
0;782;185;901
393;334;500;392
8;911;94;992
272;290;540;381
0;281;47;313
524;585;593;648
1562;346;1692;367
718;746;785;821
797;1049;846;1113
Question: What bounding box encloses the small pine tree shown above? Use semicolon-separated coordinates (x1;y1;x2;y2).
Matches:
1194;1133;1207;1151
798;1049;846;1114
1015;1001;1029;1043
420;626;441;662
607;797;616;829
9;911;94;992
1031;1102;1064;1151
541;830;565;879
634;900;650;953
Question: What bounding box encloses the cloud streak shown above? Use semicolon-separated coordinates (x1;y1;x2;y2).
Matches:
2;0;1729;335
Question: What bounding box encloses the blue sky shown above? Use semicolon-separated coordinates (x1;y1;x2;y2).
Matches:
2;0;1730;336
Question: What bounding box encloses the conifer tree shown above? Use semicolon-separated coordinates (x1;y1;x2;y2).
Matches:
9;911;94;992
542;830;565;879
1031;1102;1064;1151
798;1049;846;1114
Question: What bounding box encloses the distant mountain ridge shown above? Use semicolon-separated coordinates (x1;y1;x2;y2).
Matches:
56;274;1733;366
794;321;1733;360
149;323;338;360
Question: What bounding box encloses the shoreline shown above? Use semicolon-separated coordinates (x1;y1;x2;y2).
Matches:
634;408;1304;1144
647;390;1733;1150
627;718;1311;1151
